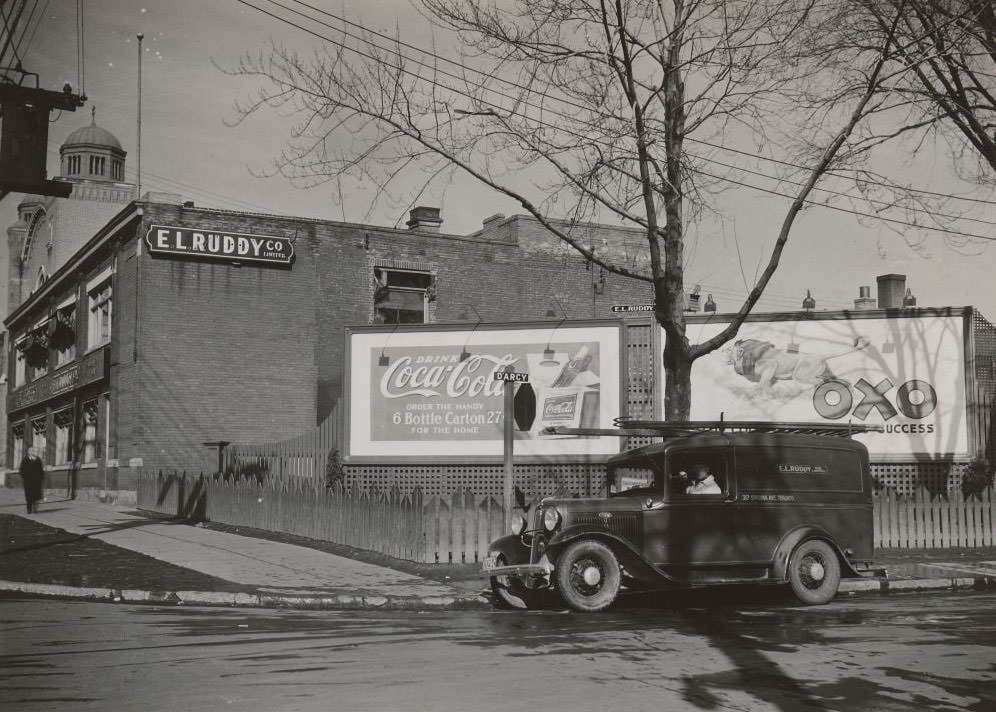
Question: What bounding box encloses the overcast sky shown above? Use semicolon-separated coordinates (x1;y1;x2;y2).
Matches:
3;0;995;320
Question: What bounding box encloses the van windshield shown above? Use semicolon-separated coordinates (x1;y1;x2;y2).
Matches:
608;466;657;496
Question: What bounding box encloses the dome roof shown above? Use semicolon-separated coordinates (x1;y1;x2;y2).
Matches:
62;123;123;152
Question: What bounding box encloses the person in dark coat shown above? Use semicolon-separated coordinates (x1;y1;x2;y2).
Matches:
19;447;45;513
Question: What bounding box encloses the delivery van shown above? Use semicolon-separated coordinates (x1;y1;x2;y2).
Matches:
484;420;883;612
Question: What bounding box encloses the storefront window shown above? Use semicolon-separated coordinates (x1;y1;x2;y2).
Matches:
17;325;50;382
31;417;47;463
13;341;26;387
11;423;25;468
53;303;77;367
373;268;433;324
88;279;112;349
54;409;73;466
82;400;98;464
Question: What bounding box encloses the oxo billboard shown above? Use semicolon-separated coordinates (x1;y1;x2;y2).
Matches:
662;309;971;459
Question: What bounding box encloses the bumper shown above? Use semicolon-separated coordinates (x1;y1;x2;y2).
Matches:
482;562;553;579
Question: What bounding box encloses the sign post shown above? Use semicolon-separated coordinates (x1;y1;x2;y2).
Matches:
496;368;530;530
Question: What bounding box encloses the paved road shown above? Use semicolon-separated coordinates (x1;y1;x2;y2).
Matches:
2;590;994;711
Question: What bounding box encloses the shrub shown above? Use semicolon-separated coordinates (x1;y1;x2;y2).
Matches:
222;459;268;485
325;448;344;490
961;457;994;498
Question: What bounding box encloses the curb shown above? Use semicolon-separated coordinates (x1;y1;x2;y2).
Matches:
0;579;491;610
2;576;993;610
839;575;996;595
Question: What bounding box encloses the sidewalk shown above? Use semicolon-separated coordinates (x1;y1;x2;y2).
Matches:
0;488;489;610
1;487;994;610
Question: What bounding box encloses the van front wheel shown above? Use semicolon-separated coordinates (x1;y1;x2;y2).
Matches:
490;554;541;610
555;539;621;612
788;539;841;605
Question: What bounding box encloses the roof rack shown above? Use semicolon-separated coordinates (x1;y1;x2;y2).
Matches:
544;418;884;439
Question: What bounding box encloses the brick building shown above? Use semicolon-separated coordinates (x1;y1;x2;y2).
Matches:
2;115;134;485
4;196;653;495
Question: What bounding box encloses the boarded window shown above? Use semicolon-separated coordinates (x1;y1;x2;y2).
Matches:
374;268;432;324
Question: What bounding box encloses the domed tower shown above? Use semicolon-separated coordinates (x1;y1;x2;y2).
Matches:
6;111;134;311
59;113;127;184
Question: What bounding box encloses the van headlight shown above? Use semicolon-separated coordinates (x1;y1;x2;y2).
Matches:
510;512;527;535
543;507;561;531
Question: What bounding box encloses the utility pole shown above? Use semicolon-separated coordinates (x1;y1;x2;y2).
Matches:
136;33;143;201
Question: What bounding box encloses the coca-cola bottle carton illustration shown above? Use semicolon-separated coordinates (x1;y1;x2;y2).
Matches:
534;345;600;434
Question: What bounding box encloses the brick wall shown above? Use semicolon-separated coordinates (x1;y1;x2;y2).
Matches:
7;201;656;476
127;204;321;473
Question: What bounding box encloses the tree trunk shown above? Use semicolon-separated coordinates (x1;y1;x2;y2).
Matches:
662;340;692;422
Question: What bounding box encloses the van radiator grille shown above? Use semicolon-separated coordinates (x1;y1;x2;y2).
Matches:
566;512;641;541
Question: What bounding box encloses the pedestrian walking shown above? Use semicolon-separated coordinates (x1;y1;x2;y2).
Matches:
19;447;45;514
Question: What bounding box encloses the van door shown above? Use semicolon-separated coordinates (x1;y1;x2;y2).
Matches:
641;447;737;574
733;443;871;563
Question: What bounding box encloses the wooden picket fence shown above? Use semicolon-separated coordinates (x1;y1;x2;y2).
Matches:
874;488;995;548
137;471;504;564
138;471;996;564
222;402;344;484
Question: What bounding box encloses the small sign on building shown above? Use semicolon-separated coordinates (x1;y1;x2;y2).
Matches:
145;225;295;267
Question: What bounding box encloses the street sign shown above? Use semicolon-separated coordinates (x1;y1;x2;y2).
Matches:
494;371;529;382
611;305;655;313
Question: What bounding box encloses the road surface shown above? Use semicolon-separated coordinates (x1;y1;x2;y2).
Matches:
2;590;994;711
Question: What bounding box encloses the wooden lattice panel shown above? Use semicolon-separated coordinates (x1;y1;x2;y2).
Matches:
345;462;607;498
871;461;964;496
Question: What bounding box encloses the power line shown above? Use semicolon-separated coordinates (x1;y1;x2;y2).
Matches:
695;166;996;243
236;0;996;245
686;135;996;208
254;0;996;211
695;153;996;228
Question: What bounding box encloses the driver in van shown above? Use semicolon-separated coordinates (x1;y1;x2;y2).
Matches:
685;463;721;494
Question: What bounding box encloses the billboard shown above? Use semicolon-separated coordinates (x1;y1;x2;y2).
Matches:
661;310;970;459
347;321;625;461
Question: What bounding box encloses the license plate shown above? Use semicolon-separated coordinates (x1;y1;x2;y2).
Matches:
482;555;500;571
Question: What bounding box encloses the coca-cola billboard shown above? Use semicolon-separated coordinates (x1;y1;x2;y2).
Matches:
346;322;624;461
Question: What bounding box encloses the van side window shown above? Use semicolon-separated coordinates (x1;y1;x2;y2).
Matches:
669;452;727;496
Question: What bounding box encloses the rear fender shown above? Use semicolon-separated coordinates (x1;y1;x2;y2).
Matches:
547;526;675;583
773;527;862;581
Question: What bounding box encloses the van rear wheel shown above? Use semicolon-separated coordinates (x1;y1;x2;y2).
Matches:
788;539;841;605
555;539;621;612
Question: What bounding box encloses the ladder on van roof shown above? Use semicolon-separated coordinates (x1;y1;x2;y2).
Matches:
544;418;885;439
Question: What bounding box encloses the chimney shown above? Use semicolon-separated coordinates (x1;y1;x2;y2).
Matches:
406;206;442;233
482;213;505;229
877;274;906;310
854;285;876;310
684;284;702;312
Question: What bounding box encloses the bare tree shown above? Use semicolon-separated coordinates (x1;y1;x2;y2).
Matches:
851;0;996;184
781;0;996;256
227;0;899;420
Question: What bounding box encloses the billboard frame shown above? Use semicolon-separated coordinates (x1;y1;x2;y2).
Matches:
344;319;628;464
658;306;977;462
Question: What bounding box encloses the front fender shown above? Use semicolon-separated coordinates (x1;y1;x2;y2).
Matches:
486;533;531;566
773;527;862;581
547;525;675;583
